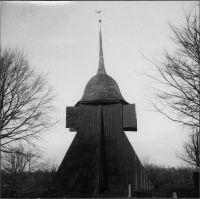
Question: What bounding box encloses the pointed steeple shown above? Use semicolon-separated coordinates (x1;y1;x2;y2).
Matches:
77;11;128;105
97;15;106;75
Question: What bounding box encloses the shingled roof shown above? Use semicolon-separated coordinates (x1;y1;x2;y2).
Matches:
77;28;128;105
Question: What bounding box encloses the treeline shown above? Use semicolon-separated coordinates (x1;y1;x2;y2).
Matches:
1;169;56;198
1;143;58;198
146;165;196;187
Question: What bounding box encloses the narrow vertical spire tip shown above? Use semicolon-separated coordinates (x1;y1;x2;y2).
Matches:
95;10;106;75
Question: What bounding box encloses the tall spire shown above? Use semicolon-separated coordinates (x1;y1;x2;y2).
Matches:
96;10;106;75
78;11;128;105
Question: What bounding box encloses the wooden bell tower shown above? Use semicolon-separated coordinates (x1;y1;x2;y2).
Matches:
56;16;153;194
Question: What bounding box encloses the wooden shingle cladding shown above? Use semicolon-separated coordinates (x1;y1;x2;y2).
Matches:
57;104;153;192
76;28;128;105
78;74;128;105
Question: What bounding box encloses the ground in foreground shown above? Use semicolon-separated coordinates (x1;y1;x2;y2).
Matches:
24;184;199;198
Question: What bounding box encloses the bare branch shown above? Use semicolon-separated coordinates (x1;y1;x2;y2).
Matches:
143;4;199;128
0;47;58;149
176;129;199;168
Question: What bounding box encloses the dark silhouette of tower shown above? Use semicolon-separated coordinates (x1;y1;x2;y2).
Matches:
56;19;153;194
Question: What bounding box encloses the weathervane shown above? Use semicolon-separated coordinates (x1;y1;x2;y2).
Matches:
95;10;102;28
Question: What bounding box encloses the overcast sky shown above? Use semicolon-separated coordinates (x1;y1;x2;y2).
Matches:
1;1;196;167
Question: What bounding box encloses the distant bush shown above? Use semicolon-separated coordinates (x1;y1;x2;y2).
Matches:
192;172;199;188
143;163;196;186
154;184;159;190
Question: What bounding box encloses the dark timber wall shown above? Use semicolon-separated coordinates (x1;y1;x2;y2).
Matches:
57;104;153;192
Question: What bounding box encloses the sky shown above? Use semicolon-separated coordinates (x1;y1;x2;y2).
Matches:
1;1;196;168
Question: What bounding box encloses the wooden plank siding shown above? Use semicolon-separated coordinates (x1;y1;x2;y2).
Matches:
57;104;154;193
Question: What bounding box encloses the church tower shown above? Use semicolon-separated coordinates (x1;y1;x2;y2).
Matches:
56;16;153;194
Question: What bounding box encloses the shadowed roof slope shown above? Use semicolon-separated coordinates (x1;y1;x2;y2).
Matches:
79;73;127;104
77;26;128;105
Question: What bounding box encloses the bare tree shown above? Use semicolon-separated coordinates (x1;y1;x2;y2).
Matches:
1;143;43;197
144;3;199;128
38;157;59;191
0;47;57;152
42;157;59;172
140;156;195;187
141;155;154;171
176;129;199;168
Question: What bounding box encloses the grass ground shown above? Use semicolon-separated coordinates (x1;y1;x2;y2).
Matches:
21;184;199;198
42;184;199;198
158;184;199;198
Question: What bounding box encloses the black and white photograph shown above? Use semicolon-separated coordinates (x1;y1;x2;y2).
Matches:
0;1;199;198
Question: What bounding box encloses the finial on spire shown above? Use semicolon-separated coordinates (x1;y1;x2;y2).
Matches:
95;10;106;75
95;10;102;28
